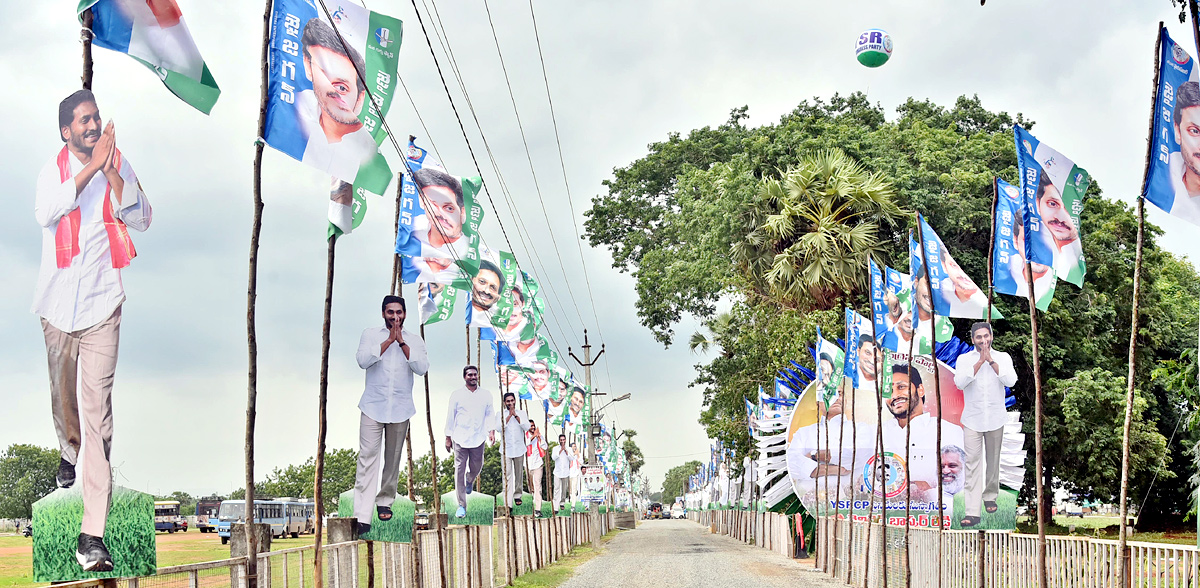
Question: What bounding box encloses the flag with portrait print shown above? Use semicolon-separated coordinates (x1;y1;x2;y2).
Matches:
915;214;1001;320
992;178;1056;311
1013;125;1090;287
1143;26;1200;227
394;138;484;284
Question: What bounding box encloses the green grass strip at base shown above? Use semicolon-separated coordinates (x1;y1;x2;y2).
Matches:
441;491;495;526
32;486;156;582
336;489;416;543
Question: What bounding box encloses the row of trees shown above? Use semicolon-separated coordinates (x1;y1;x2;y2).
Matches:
597;94;1200;528
0;425;649;519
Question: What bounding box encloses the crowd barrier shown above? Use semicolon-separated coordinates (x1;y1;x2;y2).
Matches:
48;511;619;588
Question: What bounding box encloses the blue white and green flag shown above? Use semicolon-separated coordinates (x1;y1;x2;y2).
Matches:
81;0;220;114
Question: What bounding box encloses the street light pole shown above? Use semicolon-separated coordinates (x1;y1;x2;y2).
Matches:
569;330;605;549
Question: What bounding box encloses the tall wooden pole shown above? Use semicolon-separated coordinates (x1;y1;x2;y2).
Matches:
988;178;999;326
499;370;516;586
244;3;272;587
312;235;338;588
904;258;918;588
419;324;448;588
865;275;885;588
1119;20;1164;585
915;220;945;588
81;8;94;89
389;174;417;504
1024;261;1047;588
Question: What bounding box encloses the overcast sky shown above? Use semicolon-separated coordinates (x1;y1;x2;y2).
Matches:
1;1;1194;499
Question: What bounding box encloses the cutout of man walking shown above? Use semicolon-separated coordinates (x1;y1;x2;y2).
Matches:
36;90;152;572
445;366;495;518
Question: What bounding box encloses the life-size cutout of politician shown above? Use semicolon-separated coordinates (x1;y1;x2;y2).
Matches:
35;90;152;572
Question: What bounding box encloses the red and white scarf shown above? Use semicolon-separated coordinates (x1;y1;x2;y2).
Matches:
54;145;137;269
526;431;544;459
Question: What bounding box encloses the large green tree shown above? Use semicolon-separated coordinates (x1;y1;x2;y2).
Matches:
660;460;702;505
621;430;645;475
587;93;1200;527
0;444;58;519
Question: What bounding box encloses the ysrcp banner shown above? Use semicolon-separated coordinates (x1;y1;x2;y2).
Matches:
907;235;954;355
265;0;400;199
814;327;845;408
844;310;876;390
82;0;220;114
1014;125;1090;287
993;178;1056;311
1145;27;1200;226
394;139;485;284
785;352;1023;530
916;215;1001;320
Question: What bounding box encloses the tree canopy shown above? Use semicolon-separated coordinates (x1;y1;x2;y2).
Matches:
0;444;57;519
586;93;1200;527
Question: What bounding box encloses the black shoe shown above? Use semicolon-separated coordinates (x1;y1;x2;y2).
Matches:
76;534;113;572
357;522;372;537
514;498;522;506
57;459;76;489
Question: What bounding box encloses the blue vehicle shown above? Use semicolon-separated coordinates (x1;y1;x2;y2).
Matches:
217;499;315;543
154;501;183;533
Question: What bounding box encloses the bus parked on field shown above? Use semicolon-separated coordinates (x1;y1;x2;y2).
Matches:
216;499;316;543
196;496;222;533
154;501;183;533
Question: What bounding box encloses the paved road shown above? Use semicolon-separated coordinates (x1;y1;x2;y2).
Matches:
561;519;844;588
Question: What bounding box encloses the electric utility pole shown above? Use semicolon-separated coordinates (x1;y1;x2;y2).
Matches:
569;330;605;549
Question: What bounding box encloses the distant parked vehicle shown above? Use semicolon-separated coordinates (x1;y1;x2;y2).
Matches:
22;524;32;538
196;497;222;533
648;503;663;519
671;504;684;519
154;501;184;533
414;513;430;531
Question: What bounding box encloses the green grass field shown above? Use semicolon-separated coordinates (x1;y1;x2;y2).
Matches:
336;490;415;543
441;491;494;526
31;486;156;582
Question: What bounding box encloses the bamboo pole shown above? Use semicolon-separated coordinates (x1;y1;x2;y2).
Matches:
81;8;94;89
245;2;271;586
389;174;417;506
866;261;888;588
1116;20;1166;586
419;324;448;588
915;219;945;588
1117;143;1149;588
1024;261;1047;588
500;369;515;585
865;276;884;588
987;178;999;326
904;253;918;588
312;234;337;588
